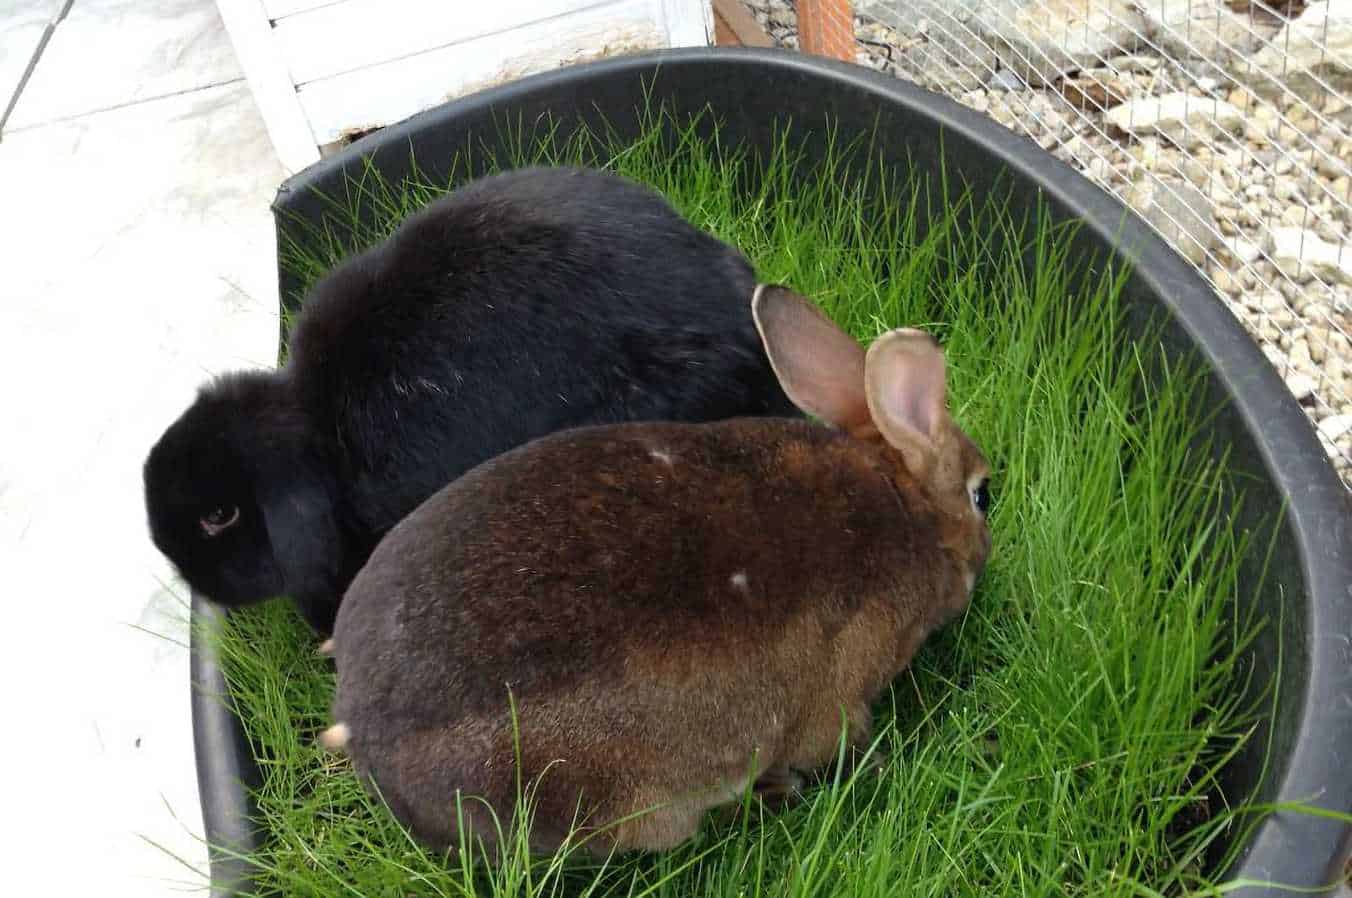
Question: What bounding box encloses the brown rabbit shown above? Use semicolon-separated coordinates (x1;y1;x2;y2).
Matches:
323;285;993;858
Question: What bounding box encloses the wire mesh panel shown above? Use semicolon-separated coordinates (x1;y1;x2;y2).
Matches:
743;0;1352;483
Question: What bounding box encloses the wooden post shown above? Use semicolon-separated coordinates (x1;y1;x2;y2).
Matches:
797;0;855;62
712;0;774;47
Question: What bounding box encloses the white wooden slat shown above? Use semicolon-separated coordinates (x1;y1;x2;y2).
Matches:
274;0;614;85
297;0;670;146
661;0;712;46
215;0;321;174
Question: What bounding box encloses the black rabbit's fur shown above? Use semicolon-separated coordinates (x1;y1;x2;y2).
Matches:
143;166;796;634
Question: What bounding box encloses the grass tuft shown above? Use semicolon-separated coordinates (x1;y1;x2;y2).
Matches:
209;105;1268;897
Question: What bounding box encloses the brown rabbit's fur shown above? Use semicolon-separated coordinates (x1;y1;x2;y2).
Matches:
327;286;992;858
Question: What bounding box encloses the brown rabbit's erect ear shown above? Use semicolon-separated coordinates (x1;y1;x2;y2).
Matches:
864;329;948;479
752;285;869;429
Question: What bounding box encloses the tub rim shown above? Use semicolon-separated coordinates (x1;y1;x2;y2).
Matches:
190;46;1352;897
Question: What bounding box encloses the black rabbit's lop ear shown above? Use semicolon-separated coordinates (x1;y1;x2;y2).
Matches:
752;284;870;430
257;459;342;614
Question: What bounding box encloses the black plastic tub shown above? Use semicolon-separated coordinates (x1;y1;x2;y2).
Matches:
190;47;1352;897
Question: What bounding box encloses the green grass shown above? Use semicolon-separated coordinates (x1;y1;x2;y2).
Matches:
207;107;1271;897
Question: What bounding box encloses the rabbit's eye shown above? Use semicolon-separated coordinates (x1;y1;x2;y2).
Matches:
200;506;241;537
971;479;991;516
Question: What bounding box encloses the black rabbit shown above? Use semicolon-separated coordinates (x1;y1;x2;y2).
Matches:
143;166;796;635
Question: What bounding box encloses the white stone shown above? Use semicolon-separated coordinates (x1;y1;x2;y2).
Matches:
1270;227;1352;284
1213;267;1237;293
1127;179;1221;265
1319;414;1352;440
1088;155;1114;182
867;0;1001;91
1225;236;1265;264
1115;54;1162;73
1332;356;1352;390
1281;179;1311;203
1181;157;1209;186
1132;136;1162;168
989;68;1027;92
1141;0;1278;67
1315;149;1348;180
1318;428;1343;457
1310;325;1351;362
1282;204;1314;227
1317;218;1345;243
1292;338;1316;372
1105;93;1245;147
1253;290;1290;313
921;53;998;91
1287;373;1319;399
1260;340;1285;364
1248;1;1352;103
962;90;992;114
978;0;1147;87
1309;325;1333;363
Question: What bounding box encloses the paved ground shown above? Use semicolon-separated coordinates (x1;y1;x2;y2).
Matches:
0;1;285;892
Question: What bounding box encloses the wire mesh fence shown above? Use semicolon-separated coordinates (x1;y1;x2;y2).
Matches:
746;0;1352;483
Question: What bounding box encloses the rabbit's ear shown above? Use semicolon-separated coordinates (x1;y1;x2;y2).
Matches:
864;329;948;479
258;460;340;605
752;285;869;429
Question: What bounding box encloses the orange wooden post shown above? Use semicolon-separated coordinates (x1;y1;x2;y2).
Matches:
797;0;856;62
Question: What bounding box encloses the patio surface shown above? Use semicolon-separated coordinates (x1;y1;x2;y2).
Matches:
1;1;284;893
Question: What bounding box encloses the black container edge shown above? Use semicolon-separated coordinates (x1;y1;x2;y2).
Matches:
189;46;1352;896
191;594;263;897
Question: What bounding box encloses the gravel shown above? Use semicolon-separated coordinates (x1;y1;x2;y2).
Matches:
740;0;1352;483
